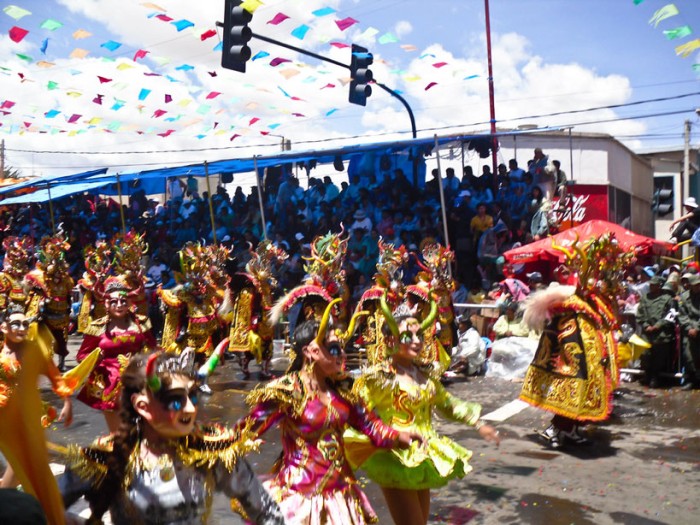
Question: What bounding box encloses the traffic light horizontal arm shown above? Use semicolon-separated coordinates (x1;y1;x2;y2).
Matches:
251;32;349;70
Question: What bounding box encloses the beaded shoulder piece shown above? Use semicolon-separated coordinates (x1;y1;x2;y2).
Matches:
245;372;306;416
176;423;256;472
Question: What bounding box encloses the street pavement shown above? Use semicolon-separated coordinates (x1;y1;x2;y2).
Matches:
7;336;700;525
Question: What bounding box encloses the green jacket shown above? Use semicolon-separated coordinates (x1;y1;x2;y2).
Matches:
636;290;676;344
678;290;700;349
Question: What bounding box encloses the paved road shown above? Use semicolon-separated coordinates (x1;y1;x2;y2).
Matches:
7;339;700;525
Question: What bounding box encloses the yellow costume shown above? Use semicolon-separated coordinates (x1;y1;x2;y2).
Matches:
0;323;80;525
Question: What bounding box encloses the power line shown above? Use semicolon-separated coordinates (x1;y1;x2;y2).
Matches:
5;92;698;157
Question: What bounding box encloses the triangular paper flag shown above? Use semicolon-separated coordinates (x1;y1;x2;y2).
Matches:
268;13;289;25
40;19;63;31
171;19;194;32
336;17;358;31
291;25;310;40
70;48;89;59
3;6;32;20
313;7;336;17
101;40;122;51
8;26;29;43
72;29;92;39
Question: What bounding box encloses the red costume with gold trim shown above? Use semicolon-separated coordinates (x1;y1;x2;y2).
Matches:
520;234;633;431
224;241;287;378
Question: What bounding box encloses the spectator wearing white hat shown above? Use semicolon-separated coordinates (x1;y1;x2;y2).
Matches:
669;196;700;243
350;208;372;233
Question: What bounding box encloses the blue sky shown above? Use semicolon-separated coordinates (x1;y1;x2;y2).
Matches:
0;0;698;177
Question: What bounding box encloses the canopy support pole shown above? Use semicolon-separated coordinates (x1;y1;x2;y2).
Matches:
46;182;56;235
434;134;452;278
204;161;217;244
253;155;268;240
116;173;126;235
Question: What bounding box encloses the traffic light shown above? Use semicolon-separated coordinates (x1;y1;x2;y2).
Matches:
652;188;674;216
349;44;373;106
221;0;252;73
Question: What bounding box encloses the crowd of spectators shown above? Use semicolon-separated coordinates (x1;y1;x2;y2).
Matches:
0;148;568;298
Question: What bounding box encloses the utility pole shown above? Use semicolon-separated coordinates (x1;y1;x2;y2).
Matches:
683;119;690;205
484;0;498;190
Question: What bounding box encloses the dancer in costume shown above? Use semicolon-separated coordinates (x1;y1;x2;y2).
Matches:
353;239;407;366
519;233;632;449
77;240;114;333
234;300;422;525
25;236;75;372
224;241;288;379
269;229;349;339
77;276;156;433
407;243;456;372
0;303;79;525
112;231;149;317
344;296;500;525
0;236;33;311
159;242;221;394
59;351;285;524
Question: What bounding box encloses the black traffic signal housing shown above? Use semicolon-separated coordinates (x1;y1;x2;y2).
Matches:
349;44;373;106
652;188;674;216
222;0;252;73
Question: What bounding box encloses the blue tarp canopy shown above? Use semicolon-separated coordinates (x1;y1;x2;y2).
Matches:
0;128;559;198
0;168;108;196
0;180;111;205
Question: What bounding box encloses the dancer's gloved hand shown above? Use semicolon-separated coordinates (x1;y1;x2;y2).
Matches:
395;430;425;449
478;423;501;446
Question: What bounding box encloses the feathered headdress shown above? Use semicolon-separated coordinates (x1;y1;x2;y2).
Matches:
36;236;70;278
2;236;33;276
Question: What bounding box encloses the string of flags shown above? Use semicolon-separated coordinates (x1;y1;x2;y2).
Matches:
635;1;700;68
1;1;479;140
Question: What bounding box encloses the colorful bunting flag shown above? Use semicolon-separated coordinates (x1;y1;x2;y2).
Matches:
401;44;417;52
241;0;263;13
72;29;92;39
97;76;112;83
93;94;104;105
40;19;63;31
270;57;291;67
663;25;692;40
206;91;222;99
44;109;60;118
634;0;645;5
268;13;289;25
155;14;173;22
3;6;32;20
101;40;122;51
67;114;81;123
165;94;172;103
291;25;310;40
70;48;89;59
142;3;167;12
330;42;350;49
175;64;194;71
138;88;151;101
425;82;437;90
335;17;358;31
8;26;29;43
649;4;679;28
326;108;338;116
36;61;55;68
158;129;175;137
433;62;448;68
200;29;216;40
171;19;194;32
378;32;398;44
313;7;336;17
134;49;149;61
675;38;700;57
40;38;49;54
153;109;167;118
